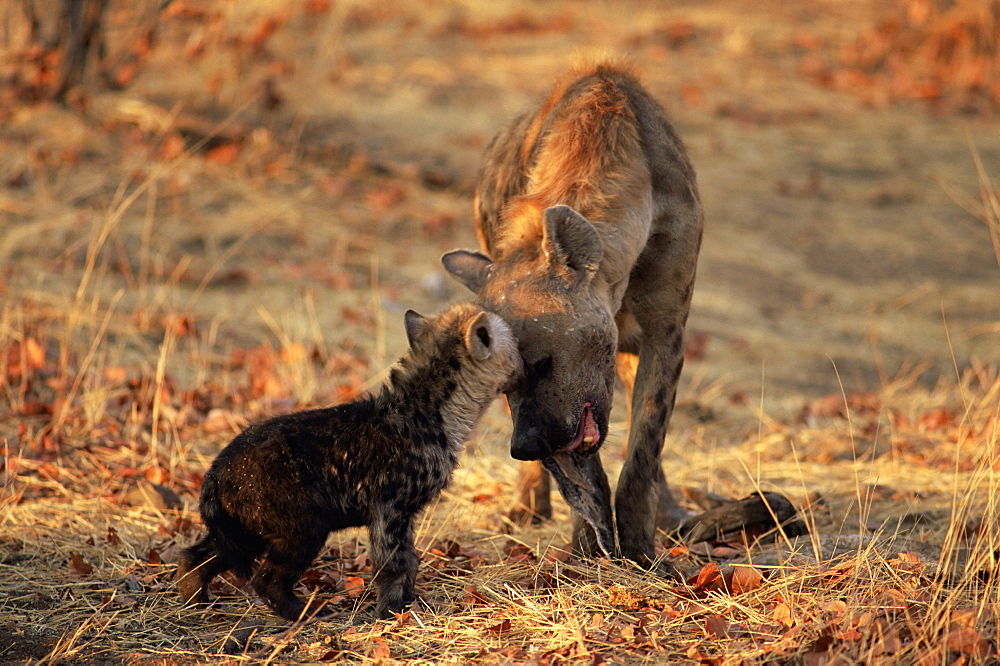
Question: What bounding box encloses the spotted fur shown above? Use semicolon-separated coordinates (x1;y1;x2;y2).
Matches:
176;303;520;620
443;62;703;567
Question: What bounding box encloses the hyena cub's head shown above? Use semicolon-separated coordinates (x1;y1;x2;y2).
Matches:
442;206;616;461
402;302;522;418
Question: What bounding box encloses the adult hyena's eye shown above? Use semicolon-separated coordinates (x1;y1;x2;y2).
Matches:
529;355;553;379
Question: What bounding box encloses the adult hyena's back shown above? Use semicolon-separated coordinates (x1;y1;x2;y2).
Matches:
463;63;705;564
474;63;698;260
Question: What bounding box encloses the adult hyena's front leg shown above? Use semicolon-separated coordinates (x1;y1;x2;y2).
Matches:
615;329;689;566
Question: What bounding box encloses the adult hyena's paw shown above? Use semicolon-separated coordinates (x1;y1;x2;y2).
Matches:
503;501;553;531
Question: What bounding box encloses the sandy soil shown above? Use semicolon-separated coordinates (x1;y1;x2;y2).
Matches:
1;1;999;659
3;0;997;407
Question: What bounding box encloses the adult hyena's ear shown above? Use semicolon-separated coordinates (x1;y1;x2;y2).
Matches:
542;205;603;282
441;250;493;294
464;311;494;361
404;309;432;350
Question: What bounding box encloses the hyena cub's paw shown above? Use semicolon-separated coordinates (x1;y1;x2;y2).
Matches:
375;599;412;621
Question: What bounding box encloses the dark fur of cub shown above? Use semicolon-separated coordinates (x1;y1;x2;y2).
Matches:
176;302;520;620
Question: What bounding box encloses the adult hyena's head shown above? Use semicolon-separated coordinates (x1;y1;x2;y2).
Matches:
443;206;616;461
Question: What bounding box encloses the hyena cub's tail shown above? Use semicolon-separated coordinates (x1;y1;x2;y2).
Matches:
176;474;261;604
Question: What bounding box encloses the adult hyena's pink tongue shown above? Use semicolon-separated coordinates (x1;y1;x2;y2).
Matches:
566;403;600;453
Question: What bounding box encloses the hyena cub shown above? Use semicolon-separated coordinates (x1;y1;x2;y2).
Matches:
176;302;520;621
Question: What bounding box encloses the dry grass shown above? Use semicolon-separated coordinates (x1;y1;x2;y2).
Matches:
2;0;999;663
2;155;997;661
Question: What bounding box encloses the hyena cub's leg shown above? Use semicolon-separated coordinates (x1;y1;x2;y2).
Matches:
251;534;328;621
176;537;229;604
368;513;419;619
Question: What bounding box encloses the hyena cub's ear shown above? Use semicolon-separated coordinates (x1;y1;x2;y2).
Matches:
464;311;496;361
441;250;493;294
542;205;603;282
404;309;432;350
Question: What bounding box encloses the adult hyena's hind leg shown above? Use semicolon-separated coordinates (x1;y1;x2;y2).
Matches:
176;536;229;604
615;350;688;533
506;460;553;527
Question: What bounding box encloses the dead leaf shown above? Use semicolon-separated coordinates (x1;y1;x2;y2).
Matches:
773;600;794;627
687;563;725;595
69;553;94;576
918;408;953;431
946;627;990;658
502;540;535;562
368;637;391;659
160;313;196;337
159;134;186;161
279;342;308;364
343;576;365;596
704;614;730;639
545;546;573;563
144;466;167;485
463;584;487;608
248;15;284;52
103;366;127;383
801;394;845;421
305;0;331;15
725;565;764;595
205;142;241;165
684;331;710;360
23;337;45;370
6;337;46;377
486;618;511;635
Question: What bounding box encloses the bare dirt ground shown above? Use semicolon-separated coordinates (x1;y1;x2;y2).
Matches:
1;0;998;662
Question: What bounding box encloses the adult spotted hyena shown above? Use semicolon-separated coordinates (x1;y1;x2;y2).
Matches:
176;303;521;620
443;62;703;567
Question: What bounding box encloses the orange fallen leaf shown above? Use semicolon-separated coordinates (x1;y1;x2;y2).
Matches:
704;614;730;639
945;627;990;658
918;408;953;431
369;637;391;659
144;466;167;484
725;565;764;595
463;584;487;607
343;576;365;596
69;553;94;576
205;142;241;165
773;600;794;627
487;618;511;635
687;562;725;594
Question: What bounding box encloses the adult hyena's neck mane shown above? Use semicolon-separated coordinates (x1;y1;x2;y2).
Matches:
492;63;654;278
